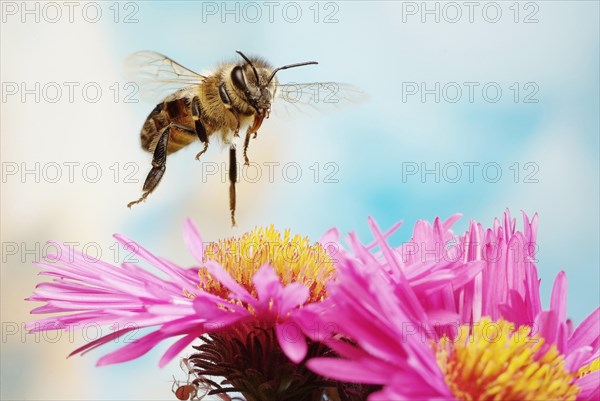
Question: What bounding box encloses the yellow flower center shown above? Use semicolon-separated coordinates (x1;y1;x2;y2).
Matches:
197;226;335;303
435;318;580;401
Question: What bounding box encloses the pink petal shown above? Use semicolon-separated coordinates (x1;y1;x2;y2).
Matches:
307;357;392;384
550;271;568;323
569;307;600;352
498;290;530;327
278;282;309;314
564;346;593;372
252;264;281;304
576;370;600;400
319;227;339;245
534;310;559;349
276;322;308;364
96;331;165;366
159;332;201;368
113;234;198;295
192;293;249;320
183;218;205;263
442;213;462;232
365;220;403;251
69;326;138;357
202;261;254;304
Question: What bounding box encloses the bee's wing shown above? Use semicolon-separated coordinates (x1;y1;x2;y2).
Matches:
272;82;368;118
125;51;207;103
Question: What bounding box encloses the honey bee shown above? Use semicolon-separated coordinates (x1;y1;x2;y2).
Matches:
126;50;363;225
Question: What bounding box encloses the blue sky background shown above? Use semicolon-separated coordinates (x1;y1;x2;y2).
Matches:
2;2;598;400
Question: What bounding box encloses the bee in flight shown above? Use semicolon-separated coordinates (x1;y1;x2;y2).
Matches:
126;50;362;226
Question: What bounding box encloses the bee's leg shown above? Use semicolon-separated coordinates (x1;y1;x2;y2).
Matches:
127;126;170;208
192;96;209;161
243;130;252;166
229;145;237;226
243;113;266;164
235;113;242;136
218;83;241;137
233;112;241;137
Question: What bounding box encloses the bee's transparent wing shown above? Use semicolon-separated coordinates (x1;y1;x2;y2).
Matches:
272;82;368;118
124;51;206;103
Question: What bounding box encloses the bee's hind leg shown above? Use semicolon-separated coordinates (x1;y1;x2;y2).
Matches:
127;126;171;208
192;96;210;161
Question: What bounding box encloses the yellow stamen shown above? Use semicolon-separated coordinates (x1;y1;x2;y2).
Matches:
435;318;580;401
197;226;335;303
578;357;600;378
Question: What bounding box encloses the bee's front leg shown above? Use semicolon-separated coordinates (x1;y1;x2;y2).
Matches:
192;96;210;161
128;126;171;208
219;82;241;137
243;113;265;165
243;131;251;166
231;110;241;137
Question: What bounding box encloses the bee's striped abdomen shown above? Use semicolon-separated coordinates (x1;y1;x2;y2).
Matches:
140;99;197;154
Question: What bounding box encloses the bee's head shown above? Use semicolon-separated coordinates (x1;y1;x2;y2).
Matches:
231;51;318;117
230;58;273;117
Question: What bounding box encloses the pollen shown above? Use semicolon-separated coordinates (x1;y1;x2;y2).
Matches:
577;357;600;378
198;225;335;303
434;318;580;401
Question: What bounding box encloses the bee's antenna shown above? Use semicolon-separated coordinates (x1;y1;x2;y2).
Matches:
266;61;318;85
235;50;260;84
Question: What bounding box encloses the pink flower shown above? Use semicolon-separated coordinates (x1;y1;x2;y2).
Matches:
27;221;337;400
447;210;598;399
26;211;599;400
305;212;600;400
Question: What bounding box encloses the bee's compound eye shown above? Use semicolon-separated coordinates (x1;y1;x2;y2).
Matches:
231;66;248;93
